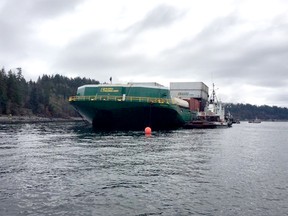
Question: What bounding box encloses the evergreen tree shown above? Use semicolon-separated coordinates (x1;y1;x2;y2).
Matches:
0;68;8;114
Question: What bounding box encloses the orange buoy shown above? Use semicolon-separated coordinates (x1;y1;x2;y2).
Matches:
145;127;152;135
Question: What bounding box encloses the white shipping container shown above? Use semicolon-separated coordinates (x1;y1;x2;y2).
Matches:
128;82;164;87
170;82;209;100
170;90;208;100
170;82;208;93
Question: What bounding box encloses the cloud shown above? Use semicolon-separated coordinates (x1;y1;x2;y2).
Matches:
126;4;186;34
0;0;82;66
1;0;288;106
53;4;187;81
0;0;81;20
53;31;153;82
157;13;288;87
273;91;288;107
54;9;288;95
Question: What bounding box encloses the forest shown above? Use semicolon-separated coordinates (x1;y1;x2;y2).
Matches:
0;67;288;120
225;103;288;121
0;68;99;118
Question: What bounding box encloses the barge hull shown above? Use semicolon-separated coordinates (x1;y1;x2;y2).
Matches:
71;100;192;130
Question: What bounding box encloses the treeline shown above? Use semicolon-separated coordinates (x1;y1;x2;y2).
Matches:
0;68;99;118
1;67;288;120
225;103;288;121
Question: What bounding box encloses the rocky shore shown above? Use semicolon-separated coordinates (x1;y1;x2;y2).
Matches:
0;115;85;124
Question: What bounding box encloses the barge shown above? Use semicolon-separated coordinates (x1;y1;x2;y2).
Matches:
69;83;196;130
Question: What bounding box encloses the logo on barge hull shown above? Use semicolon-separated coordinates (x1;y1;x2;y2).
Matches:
100;88;119;93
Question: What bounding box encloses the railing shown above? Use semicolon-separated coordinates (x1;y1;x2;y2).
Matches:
68;95;172;104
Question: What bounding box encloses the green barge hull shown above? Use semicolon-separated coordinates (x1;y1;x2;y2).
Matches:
69;84;194;130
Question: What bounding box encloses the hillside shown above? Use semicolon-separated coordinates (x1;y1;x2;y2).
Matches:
225;103;288;121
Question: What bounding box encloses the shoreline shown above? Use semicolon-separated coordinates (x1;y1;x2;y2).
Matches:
0;115;85;124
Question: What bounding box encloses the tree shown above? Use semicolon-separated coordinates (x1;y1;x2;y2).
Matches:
0;68;8;114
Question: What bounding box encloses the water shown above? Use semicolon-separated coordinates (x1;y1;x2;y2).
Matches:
0;122;288;216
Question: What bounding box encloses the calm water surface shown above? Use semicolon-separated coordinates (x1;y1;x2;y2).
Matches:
0;121;287;216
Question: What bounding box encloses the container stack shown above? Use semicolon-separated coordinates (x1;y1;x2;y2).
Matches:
170;82;209;111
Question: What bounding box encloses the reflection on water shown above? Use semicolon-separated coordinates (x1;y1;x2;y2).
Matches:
1;122;288;215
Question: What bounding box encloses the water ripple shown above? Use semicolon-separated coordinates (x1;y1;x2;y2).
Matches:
0;122;288;215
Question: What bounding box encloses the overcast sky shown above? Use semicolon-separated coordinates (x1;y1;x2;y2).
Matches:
1;0;288;107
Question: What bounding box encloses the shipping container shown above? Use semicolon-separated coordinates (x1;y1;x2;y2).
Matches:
170;82;209;101
128;82;164;87
170;82;208;91
184;98;201;111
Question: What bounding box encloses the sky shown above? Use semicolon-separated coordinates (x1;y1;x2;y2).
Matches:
1;0;288;107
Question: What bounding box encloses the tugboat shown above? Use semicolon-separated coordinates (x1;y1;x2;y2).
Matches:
184;83;233;129
248;117;261;123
